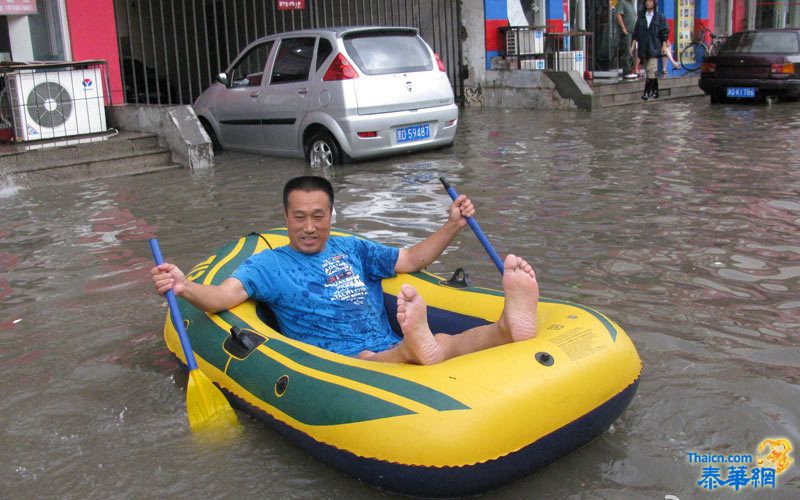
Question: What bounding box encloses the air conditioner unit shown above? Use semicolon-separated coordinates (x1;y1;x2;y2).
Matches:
551;51;586;73
505;29;544;56
7;67;107;142
520;59;546;70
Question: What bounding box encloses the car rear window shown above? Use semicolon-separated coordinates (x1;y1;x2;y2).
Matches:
720;31;800;54
343;32;433;75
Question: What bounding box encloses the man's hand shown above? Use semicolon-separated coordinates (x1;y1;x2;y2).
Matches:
448;194;475;228
151;263;188;296
395;194;477;273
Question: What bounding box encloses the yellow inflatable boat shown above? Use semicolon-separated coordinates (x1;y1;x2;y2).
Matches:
161;229;642;496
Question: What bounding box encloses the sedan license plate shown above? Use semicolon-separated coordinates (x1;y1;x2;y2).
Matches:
726;87;756;98
396;124;430;143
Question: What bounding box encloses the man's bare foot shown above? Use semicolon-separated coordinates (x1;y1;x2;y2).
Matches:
396;284;444;365
498;254;539;342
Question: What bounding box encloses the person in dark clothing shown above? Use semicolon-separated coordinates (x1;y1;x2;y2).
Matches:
631;0;669;100
615;0;638;79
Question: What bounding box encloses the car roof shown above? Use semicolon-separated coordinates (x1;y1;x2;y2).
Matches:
248;26;419;41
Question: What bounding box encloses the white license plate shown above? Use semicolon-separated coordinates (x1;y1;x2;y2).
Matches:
396;124;430;143
726;87;756;98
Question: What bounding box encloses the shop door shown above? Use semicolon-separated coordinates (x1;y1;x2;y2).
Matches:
588;0;615;70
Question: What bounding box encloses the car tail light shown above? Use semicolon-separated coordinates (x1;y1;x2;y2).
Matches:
445;119;456;127
357;131;377;138
770;63;795;75
700;62;716;73
434;53;446;72
323;53;359;81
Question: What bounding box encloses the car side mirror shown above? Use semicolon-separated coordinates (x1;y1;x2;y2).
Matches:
216;72;229;86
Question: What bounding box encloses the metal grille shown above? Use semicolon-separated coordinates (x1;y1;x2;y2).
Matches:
114;0;463;106
1;61;110;142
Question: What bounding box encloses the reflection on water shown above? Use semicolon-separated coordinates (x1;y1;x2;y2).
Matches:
1;101;799;498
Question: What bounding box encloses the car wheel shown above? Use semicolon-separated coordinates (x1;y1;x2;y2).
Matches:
306;131;347;167
709;93;727;104
200;120;222;153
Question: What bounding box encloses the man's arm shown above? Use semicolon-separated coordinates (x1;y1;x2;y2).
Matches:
152;263;249;313
394;195;474;273
615;12;628;35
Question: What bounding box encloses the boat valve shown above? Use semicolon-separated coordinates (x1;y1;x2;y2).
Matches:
224;325;266;359
535;352;554;366
441;267;469;288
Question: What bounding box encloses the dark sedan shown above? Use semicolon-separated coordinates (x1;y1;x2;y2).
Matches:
699;29;800;103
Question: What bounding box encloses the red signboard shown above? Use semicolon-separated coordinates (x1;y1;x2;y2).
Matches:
277;0;305;10
0;0;38;15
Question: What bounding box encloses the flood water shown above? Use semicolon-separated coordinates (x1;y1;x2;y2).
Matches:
1;100;799;499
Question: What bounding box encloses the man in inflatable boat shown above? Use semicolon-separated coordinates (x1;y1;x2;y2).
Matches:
151;176;540;365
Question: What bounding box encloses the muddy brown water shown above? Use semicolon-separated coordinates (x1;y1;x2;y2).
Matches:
1;101;799;499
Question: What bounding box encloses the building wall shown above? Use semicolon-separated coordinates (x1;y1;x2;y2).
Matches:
65;0;123;104
485;0;510;68
463;0;488;84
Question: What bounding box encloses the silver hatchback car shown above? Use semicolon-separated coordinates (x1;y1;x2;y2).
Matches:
194;27;458;166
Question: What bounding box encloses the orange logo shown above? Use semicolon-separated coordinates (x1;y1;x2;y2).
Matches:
757;438;793;474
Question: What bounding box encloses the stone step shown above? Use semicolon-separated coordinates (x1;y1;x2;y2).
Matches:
5;149;181;188
3;145;173;174
592;75;701;95
0;131;161;169
595;77;705;107
599;87;706;107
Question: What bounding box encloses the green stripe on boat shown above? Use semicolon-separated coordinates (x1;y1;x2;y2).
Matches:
225;341;415;425
173;305;416;425
208;234;260;286
267;337;470;411
216;310;469;413
177;299;232;369
186;238;240;283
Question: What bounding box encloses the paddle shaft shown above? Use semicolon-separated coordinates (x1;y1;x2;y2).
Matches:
439;177;505;274
149;238;199;371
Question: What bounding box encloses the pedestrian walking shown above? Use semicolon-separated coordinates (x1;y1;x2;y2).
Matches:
631;0;669;100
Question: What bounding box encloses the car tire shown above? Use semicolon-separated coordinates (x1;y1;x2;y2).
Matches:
305;131;348;167
709;93;727;104
200;120;222;153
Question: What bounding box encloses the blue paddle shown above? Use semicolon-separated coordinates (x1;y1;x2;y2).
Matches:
149;238;237;430
439;177;504;274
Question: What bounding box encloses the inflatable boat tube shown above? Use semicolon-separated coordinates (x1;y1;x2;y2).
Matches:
160;229;642;497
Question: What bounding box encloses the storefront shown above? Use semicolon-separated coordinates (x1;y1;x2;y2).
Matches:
489;0;798;74
1;0;68;62
1;0;123;103
725;0;800;32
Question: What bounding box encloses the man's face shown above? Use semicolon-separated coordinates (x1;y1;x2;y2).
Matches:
646;0;654;9
285;189;332;254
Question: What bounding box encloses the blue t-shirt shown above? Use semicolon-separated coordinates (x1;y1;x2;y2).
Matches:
231;236;401;356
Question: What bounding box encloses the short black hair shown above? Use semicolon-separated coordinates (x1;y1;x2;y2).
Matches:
283;176;334;211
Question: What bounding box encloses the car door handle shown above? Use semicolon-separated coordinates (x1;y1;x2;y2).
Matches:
250;91;260;98
298;88;309;95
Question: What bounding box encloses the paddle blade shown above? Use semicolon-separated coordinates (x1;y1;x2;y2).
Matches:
186;368;238;431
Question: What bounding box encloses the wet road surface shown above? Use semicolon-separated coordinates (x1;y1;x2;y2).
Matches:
1;100;799;498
